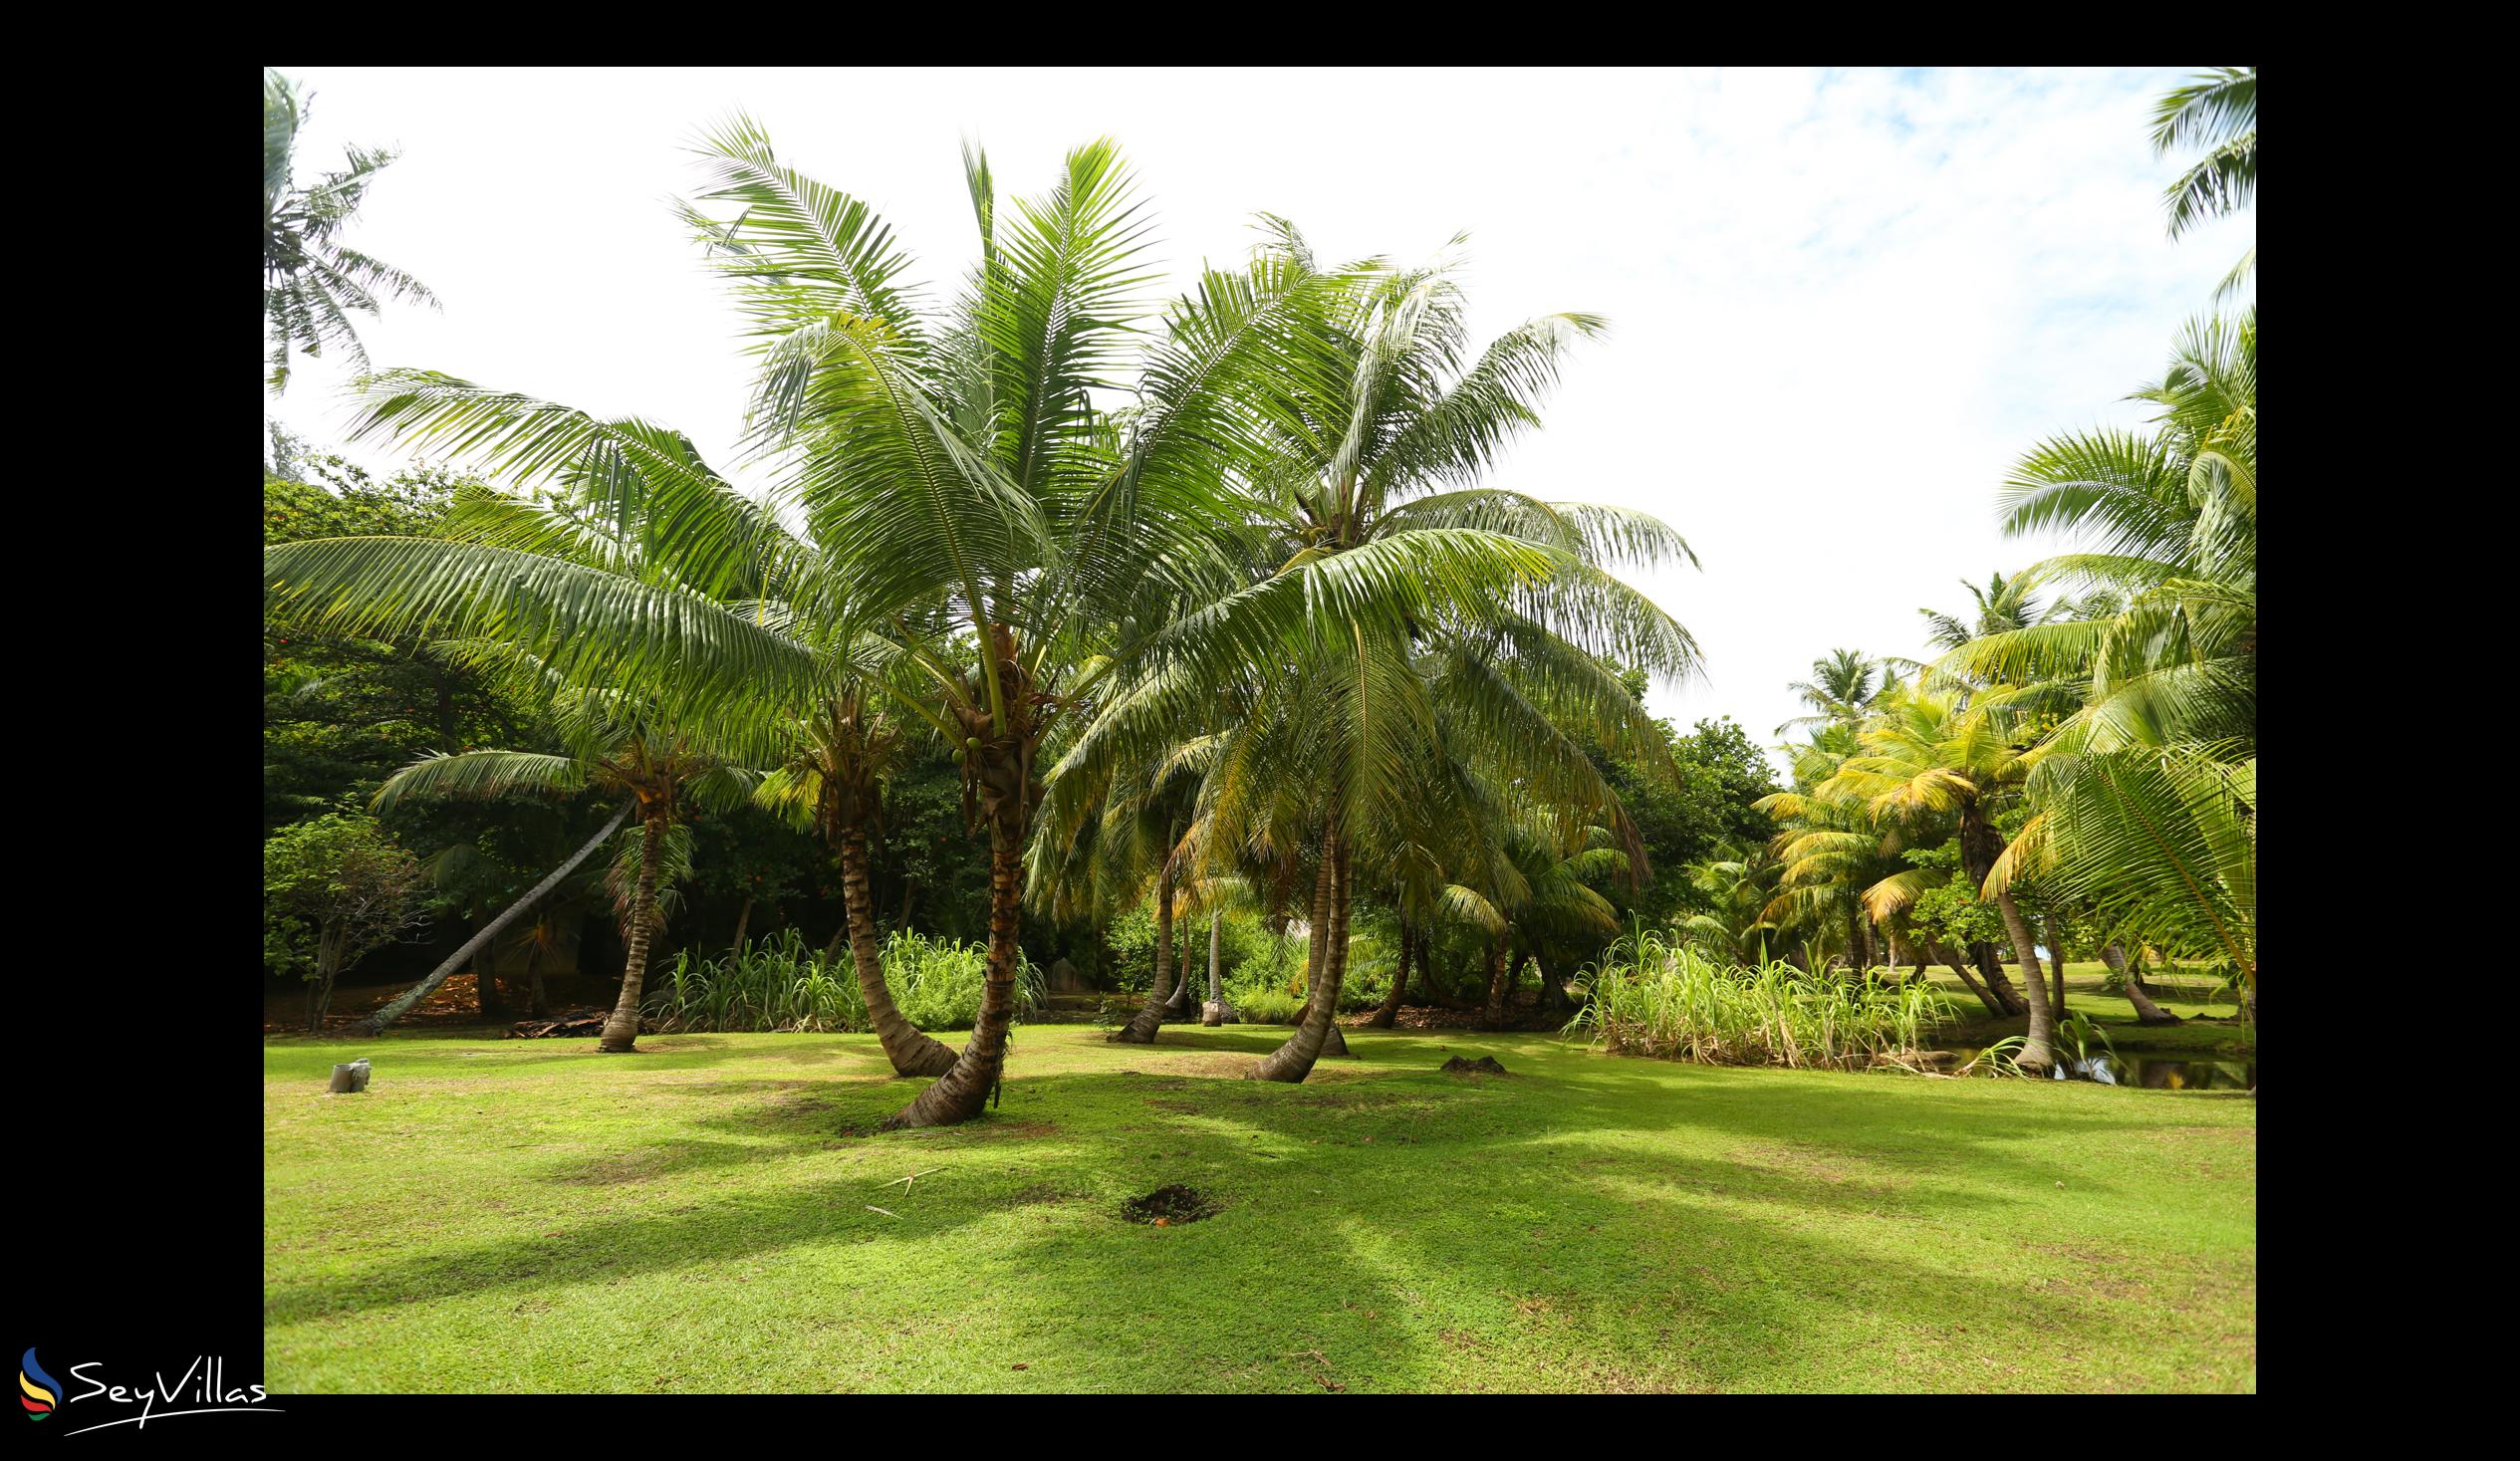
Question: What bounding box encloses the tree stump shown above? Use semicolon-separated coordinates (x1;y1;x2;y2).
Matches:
329;1059;373;1095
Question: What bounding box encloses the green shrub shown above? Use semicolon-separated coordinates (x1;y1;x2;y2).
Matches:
1565;930;1955;1070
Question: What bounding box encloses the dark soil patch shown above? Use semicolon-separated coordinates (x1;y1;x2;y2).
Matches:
1121;1184;1221;1225
1442;1055;1509;1076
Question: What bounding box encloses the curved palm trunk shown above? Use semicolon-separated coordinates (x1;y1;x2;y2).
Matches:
1114;857;1178;1044
1368;921;1410;1029
842;825;957;1077
1993;889;2055;1073
2104;942;2180;1025
1933;939;2006;1018
1279;852;1349;1055
1167;917;1195;1010
1252;833;1349;1082
1971;943;2029;1015
599;813;665;1054
354;804;631;1036
883;812;1025;1129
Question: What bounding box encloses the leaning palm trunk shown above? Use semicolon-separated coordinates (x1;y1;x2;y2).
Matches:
599;813;665;1053
842;825;957;1077
883;783;1027;1129
1933;941;2006;1018
1993;889;2055;1072
353;804;632;1036
1253;834;1350;1082
1281;852;1348;1053
1970;942;2029;1015
1368;922;1410;1029
1113;858;1178;1044
2102;942;2180;1025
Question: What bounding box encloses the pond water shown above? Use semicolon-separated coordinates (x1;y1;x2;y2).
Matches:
1936;1048;2256;1091
2058;1053;2255;1091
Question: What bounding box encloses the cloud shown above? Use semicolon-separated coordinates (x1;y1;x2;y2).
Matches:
267;66;2253;767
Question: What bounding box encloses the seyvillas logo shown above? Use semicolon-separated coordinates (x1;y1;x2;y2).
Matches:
18;1351;279;1435
20;1349;59;1421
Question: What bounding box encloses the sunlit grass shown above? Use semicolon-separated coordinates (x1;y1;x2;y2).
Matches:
265;1024;2253;1393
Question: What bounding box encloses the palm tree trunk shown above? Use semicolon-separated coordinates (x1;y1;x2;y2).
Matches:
1481;929;1513;1029
1368;920;1410;1029
1994;889;2055;1073
842;824;957;1077
882;807;1026;1129
730;896;754;957
353;804;632;1036
526;943;549;1018
1166;913;1195;1011
2102;942;2180;1025
1253;832;1349;1082
1933;940;2005;1018
2041;908;2068;1017
1114;855;1177;1044
598;813;665;1054
1283;852;1349;1054
473;935;505;1018
1971;942;2028;1015
1202;912;1227;1025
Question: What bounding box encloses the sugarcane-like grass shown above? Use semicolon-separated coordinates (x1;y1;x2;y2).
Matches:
1565;932;1954;1070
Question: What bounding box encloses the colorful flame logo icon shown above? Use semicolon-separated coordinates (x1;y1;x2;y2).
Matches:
20;1348;59;1421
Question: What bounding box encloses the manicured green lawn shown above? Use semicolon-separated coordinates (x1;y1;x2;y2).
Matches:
264;1025;2254;1392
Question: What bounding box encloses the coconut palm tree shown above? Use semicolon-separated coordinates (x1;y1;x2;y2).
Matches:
1942;310;2257;1011
368;676;746;1052
1778;649;1888;736
263;69;437;393
268;125;1568;1125
756;683;962;1077
1809;687;2060;1071
1060;227;1697;1082
2151;67;2256;299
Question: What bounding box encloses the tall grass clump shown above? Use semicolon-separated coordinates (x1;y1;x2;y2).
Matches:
647;927;1044;1034
648;928;869;1033
882;927;1045;1030
1564;930;1956;1071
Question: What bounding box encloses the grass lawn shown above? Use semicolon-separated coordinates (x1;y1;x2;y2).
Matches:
264;1024;2255;1393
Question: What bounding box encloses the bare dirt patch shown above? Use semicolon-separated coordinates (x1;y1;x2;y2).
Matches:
1442;1055;1509;1076
1121;1184;1221;1225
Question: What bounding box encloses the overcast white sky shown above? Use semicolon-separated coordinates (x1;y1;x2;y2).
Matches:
266;66;2252;767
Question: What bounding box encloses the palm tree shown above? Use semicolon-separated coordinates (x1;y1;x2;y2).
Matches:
1674;842;1789;965
1062;228;1697;1083
264;70;436;393
756;683;961;1077
367;678;744;1051
268;125;1564;1125
1942;310;2257;1012
1809;687;2060;1071
1778;649;1887;736
2151;67;2256;299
